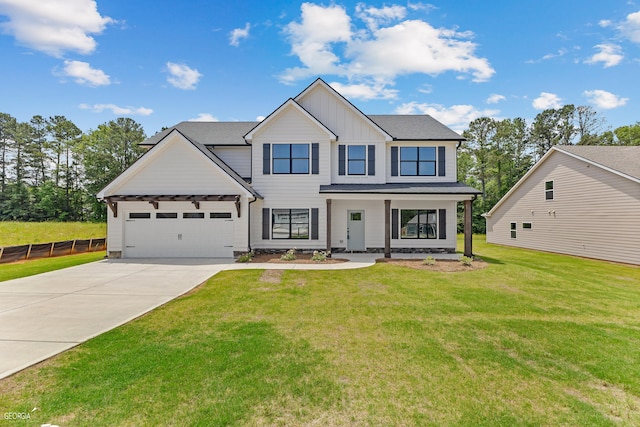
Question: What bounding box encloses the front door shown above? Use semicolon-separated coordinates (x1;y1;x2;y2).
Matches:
347;210;365;251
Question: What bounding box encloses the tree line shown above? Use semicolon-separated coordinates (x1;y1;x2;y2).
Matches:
459;105;640;232
1;106;638;228
0;113;145;222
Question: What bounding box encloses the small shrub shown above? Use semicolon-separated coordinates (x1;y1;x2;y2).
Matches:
237;252;253;263
422;256;436;266
459;255;473;266
311;250;329;262
280;248;297;261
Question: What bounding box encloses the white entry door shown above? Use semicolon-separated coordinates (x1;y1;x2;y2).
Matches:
347;210;365;251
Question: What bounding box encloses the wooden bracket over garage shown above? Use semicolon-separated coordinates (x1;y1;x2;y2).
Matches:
103;195;243;218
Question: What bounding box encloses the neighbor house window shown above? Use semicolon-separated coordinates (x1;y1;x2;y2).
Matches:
400;147;436;176
272;209;309;239
510;222;517;239
523;222;532;229
545;180;554;200
400;209;437;239
272;144;309;174
348;145;366;175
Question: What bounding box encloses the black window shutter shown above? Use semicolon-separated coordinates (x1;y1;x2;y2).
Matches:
368;145;375;176
262;208;270;239
438;146;446;177
391;146;398;176
263;144;271;175
312;143;319;174
311;208;319;240
391;209;399;239
338;145;345;176
438;209;447;239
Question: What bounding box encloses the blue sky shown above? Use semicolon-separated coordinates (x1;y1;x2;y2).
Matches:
0;1;638;136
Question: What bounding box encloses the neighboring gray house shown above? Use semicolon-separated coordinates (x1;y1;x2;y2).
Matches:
98;78;480;259
485;145;640;265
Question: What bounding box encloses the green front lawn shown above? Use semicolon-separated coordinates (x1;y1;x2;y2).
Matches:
2;238;639;426
0;252;106;282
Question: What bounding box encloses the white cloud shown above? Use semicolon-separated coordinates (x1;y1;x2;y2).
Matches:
280;3;494;91
532;92;562;110
79;103;153;116
599;19;612;28
57;60;110;86
584;89;629;109
486;93;506;104
329;81;398;100
355;3;406;30
619;10;640;43
395;101;499;131
229;23;250;47
188;113;218;122
0;0;113;57
585;43;623;67
256;115;266;122
166;62;202;90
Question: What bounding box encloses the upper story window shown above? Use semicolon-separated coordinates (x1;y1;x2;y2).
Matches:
545;180;554;200
338;144;375;176
400;147;436;176
273;144;309;174
263;143;319;175
348;145;366;175
390;146;445;177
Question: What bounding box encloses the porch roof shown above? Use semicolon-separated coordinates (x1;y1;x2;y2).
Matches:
319;182;481;195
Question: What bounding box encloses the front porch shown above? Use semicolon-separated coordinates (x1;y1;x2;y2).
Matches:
320;183;480;258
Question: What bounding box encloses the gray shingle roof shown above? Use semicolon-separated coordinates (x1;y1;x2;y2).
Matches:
143;121;256;146
142;115;463;146
556;145;640;181
368;115;464;141
319;182;481;195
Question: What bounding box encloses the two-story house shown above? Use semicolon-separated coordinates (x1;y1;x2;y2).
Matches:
97;78;481;258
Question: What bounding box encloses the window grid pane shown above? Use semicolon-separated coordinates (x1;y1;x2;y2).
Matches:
400;209;437;239
399;146;436;176
272;144;309;174
272;209;309;239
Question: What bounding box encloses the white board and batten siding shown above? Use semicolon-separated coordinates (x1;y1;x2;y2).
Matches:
250;105;331;250
297;85;387;143
486;150;640;265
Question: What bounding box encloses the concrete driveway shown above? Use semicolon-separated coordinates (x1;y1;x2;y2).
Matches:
0;255;379;380
0;259;229;380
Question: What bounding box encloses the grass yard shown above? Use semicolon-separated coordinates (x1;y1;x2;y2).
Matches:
0;251;106;282
0;221;106;247
1;238;640;426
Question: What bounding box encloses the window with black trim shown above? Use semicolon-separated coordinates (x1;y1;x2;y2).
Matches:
272;209;309;239
510;222;517;238
545;180;554;200
183;212;204;219
523;222;532;229
272;144;309;174
400;147;436;176
210;212;232;219
400;209;437;239
156;213;177;219
129;212;150;219
348;145;366;175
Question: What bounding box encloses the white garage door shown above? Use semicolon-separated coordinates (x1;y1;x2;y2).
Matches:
124;211;234;258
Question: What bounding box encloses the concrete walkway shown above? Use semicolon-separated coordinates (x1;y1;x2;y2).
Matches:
0;252;461;380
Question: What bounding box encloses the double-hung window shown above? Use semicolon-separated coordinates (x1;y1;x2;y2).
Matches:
348;145;366;175
545;180;554;200
272;209;309;239
400;209;437;239
400;147;436;176
273;144;309;174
